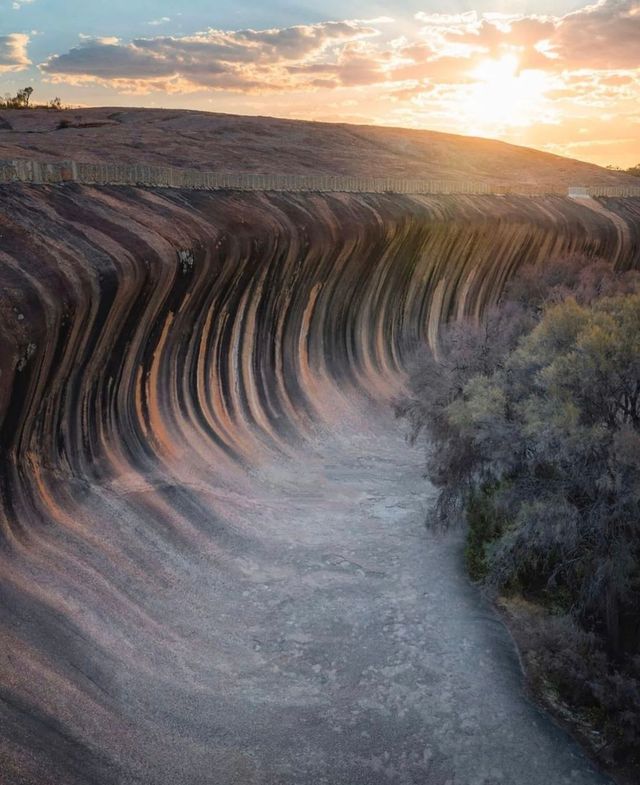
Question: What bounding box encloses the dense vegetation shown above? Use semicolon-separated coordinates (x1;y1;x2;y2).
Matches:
398;256;640;772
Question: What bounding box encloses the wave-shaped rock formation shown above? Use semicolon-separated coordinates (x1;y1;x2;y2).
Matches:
0;182;639;785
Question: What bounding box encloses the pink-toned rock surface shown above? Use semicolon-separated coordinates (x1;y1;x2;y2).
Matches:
0;109;640;785
0;120;639;784
0;107;637;187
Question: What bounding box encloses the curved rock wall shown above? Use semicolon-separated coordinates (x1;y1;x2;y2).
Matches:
0;184;637;784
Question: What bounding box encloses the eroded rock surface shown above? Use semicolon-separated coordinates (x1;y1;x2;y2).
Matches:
0;185;638;784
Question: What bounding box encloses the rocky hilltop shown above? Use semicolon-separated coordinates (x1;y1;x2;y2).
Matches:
0;107;637;187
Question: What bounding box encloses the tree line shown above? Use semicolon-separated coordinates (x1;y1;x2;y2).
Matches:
0;87;63;111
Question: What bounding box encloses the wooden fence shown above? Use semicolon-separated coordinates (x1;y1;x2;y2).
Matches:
1;159;639;198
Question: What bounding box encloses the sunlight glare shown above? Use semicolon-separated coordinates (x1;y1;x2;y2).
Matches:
464;54;548;131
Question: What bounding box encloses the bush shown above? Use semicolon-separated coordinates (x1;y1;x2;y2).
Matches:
0;88;66;112
465;482;507;580
0;87;33;109
399;255;640;768
504;604;640;769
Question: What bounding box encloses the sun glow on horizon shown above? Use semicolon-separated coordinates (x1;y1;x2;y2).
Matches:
462;54;551;132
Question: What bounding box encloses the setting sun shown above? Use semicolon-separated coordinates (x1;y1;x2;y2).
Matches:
464;54;550;131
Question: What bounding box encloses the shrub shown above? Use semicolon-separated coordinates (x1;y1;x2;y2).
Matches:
0;87;33;109
0;89;67;112
399;255;640;767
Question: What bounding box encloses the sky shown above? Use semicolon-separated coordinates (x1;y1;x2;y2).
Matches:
0;0;639;167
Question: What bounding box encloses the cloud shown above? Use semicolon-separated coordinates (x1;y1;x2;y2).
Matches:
36;0;640;112
411;0;640;73
286;39;391;87
0;33;31;72
12;0;36;9
29;4;639;167
40;20;383;93
553;0;640;69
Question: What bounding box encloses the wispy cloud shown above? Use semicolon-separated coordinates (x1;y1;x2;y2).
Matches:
0;33;31;72
40;20;384;93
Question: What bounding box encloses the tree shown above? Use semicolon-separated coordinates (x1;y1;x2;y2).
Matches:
0;87;35;109
16;87;33;107
400;258;640;765
438;293;640;649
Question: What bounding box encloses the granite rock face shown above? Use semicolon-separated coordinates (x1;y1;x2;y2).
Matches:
1;107;638;188
0;185;638;785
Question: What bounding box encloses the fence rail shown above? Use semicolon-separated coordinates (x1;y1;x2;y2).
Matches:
1;159;639;198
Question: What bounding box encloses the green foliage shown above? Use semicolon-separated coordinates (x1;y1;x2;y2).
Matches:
18;86;32;107
511;610;640;768
400;256;640;765
465;483;506;580
451;292;640;649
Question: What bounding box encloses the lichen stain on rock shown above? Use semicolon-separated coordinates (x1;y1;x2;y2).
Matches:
0;184;637;785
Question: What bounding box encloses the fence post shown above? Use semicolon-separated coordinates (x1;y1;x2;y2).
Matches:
4;158;640;199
